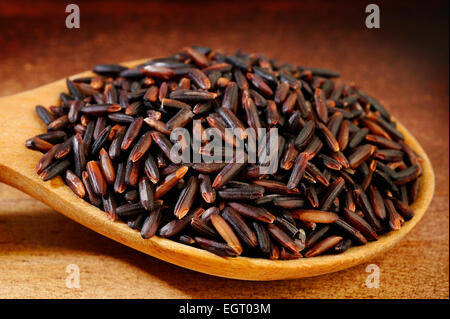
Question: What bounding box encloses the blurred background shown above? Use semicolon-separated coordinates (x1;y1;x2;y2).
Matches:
0;0;448;298
0;0;448;97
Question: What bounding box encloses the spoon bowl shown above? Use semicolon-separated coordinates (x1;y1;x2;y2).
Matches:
0;59;435;280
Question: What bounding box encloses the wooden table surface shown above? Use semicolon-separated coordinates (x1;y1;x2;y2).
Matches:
0;0;448;299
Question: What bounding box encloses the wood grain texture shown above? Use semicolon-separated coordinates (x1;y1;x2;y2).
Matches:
0;0;448;298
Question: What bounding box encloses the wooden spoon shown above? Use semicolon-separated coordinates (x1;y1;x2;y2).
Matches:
0;59;435;280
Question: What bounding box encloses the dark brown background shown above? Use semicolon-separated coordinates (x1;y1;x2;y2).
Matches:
0;0;448;298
